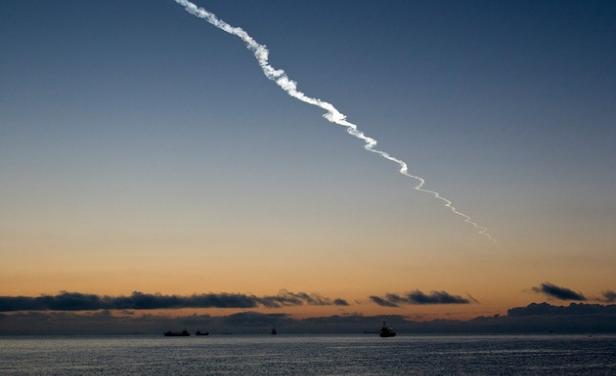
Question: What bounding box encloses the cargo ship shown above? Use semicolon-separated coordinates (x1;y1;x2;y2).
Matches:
164;329;190;337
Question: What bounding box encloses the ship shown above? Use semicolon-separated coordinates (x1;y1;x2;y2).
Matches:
164;329;190;337
195;331;209;336
271;327;278;335
379;322;396;338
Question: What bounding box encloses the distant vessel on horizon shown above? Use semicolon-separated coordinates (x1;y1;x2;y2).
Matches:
195;331;209;336
271;327;278;335
379;322;396;338
164;330;190;337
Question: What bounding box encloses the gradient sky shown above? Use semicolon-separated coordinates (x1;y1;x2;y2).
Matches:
1;0;615;319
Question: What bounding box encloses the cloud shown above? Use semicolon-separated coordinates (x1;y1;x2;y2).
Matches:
369;296;399;307
531;283;586;301
257;290;347;308
254;290;349;308
601;290;616;303
370;290;472;307
0;290;349;312
406;291;472;304
507;302;616;317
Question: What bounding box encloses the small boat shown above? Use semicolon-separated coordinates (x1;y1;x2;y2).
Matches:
379;322;396;338
164;329;190;337
271;327;277;335
195;331;209;336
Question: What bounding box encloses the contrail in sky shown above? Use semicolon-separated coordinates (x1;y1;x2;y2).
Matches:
174;0;493;240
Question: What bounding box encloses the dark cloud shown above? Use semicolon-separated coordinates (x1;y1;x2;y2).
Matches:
257;290;346;308
601;290;616;303
384;293;406;305
370;290;472;307
507;302;616;317
369;296;399;307
407;291;471;304
0;290;349;312
0;292;103;311
531;283;586;301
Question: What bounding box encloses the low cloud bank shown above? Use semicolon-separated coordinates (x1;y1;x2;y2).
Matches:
507;302;616;317
370;290;472;307
0;290;349;312
2;302;616;335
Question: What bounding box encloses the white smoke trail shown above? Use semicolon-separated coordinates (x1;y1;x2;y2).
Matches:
174;0;493;241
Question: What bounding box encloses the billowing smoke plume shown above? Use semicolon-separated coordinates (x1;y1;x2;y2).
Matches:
174;0;492;240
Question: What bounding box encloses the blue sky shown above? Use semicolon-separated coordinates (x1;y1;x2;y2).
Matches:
1;0;615;315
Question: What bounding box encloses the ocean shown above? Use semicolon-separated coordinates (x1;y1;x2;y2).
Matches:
1;335;615;375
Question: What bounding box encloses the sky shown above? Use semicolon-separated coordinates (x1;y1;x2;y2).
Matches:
1;0;616;320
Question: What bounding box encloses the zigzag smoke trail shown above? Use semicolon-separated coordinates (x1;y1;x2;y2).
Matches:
174;0;493;240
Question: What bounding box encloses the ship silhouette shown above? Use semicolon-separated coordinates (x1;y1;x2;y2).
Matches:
379;322;396;337
163;329;190;337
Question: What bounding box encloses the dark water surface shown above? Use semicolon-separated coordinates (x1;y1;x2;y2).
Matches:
1;335;615;375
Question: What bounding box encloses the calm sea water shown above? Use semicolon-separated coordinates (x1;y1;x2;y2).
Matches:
1;335;615;375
